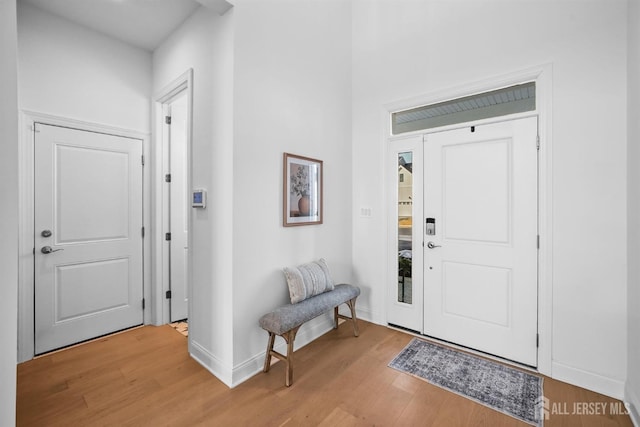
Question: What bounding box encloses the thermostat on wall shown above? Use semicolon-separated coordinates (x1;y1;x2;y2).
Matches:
192;189;207;208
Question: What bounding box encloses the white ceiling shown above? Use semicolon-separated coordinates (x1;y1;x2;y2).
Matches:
19;0;205;51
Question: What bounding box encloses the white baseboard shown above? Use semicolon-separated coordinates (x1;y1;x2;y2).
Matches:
629;402;640;427
189;339;233;388
230;353;265;388
626;382;640;427
552;361;625;400
348;305;383;325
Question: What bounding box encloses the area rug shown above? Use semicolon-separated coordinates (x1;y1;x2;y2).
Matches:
388;338;543;426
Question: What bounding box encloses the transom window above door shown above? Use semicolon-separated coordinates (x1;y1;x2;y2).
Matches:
391;82;535;135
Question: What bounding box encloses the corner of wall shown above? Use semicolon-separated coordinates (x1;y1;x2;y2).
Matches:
189;338;234;387
153;5;236;388
626;381;640;427
0;0;19;424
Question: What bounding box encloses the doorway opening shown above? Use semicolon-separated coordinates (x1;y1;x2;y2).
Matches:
384;66;553;375
154;69;193;326
17;112;152;362
387;116;539;368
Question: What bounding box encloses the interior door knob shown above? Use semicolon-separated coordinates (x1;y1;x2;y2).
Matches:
427;241;441;249
41;246;64;254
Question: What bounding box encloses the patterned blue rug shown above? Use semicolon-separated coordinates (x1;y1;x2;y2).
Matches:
388;338;543;426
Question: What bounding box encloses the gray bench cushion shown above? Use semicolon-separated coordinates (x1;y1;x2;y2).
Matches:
259;284;360;335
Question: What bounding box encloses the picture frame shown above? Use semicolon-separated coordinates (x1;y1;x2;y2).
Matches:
283;152;323;226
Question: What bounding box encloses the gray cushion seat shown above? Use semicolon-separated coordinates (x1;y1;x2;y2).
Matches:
259;284;360;335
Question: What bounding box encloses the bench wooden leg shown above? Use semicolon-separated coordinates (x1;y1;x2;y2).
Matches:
282;326;300;387
263;332;276;373
346;298;359;337
335;298;360;337
262;326;301;387
334;306;339;329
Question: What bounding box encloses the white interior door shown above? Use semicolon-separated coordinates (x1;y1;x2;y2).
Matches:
34;124;144;354
167;91;189;322
423;117;538;366
387;135;423;332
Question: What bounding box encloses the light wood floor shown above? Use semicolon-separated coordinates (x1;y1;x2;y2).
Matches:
17;321;633;426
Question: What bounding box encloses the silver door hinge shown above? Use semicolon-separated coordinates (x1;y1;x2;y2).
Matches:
165;232;171;241
537;235;540;249
536;135;540;150
141;155;145;165
142;298;145;310
166;290;172;299
141;227;145;238
165;174;171;183
536;333;539;348
165;116;172;125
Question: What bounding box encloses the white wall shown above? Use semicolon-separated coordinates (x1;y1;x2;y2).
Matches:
352;0;628;399
0;0;19;423
153;6;236;384
627;0;640;420
17;2;152;132
230;0;352;384
10;0;634;405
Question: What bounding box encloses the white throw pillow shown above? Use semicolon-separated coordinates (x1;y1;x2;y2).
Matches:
283;258;335;304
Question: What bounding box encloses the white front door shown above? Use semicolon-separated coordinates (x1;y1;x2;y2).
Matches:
165;90;189;322
34;124;144;354
423;117;538;366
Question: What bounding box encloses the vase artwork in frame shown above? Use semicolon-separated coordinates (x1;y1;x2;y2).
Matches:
283;152;323;226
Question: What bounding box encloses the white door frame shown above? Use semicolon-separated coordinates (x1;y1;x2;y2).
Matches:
383;64;553;376
18;111;151;362
153;69;194;326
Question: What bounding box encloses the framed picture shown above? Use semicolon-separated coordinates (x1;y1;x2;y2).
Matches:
283;153;323;226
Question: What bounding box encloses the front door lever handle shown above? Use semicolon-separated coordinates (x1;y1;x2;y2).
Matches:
41;246;64;254
427;241;441;249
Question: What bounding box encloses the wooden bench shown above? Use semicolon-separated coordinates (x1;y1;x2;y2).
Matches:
258;283;360;386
